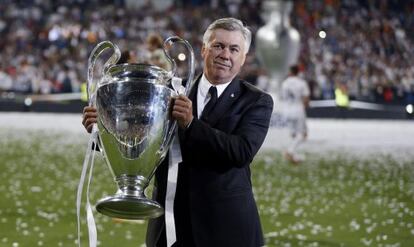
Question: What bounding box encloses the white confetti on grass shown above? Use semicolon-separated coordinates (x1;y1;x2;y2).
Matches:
1;113;414;246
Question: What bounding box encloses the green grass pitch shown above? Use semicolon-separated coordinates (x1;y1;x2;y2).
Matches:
0;128;413;246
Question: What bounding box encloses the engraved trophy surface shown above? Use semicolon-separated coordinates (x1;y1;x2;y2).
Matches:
256;0;300;93
87;37;195;219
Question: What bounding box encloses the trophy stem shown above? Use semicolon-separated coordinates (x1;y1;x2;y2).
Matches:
95;175;164;219
116;175;148;197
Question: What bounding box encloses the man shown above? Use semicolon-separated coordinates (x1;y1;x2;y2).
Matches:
280;64;310;164
334;82;349;118
82;18;273;247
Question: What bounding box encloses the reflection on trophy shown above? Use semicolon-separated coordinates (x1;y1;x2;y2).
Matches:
87;37;195;219
256;0;300;93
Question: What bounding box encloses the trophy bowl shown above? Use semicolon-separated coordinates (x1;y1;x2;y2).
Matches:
86;37;195;220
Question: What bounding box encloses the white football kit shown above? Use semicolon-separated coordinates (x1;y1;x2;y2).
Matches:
280;76;310;135
280;75;310;162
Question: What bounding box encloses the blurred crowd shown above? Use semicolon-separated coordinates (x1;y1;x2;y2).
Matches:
0;0;413;105
293;0;414;105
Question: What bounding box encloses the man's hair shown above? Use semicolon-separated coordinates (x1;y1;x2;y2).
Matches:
290;65;300;75
147;33;163;49
202;17;251;54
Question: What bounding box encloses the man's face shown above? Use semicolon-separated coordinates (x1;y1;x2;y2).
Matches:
201;29;247;85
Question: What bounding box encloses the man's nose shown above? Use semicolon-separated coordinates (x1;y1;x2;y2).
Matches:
218;47;231;59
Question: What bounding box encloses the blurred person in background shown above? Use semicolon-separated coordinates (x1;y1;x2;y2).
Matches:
59;66;73;93
335;82;350;118
146;33;172;71
0;65;12;93
82;17;273;247
280;64;310;164
117;50;137;64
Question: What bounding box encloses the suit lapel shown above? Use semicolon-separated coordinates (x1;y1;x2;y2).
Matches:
188;74;201;117
183;76;242;127
207;78;242;126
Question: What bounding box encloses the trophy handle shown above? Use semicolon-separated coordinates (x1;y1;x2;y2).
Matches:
163;36;195;96
87;41;121;106
157;36;196;160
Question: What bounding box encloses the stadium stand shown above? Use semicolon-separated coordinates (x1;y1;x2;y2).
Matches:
0;0;413;107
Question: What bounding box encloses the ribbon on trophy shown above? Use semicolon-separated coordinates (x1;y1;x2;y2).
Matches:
164;76;185;246
76;40;119;247
76;124;99;247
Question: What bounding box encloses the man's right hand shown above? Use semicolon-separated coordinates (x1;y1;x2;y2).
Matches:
82;106;98;133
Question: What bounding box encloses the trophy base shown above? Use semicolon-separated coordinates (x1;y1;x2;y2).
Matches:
96;195;164;220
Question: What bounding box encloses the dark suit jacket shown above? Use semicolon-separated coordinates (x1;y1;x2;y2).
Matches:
146;76;274;247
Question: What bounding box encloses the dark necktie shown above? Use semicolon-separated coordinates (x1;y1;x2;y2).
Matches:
201;86;217;121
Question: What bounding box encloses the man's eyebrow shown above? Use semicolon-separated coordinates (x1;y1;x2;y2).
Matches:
212;42;241;48
229;44;241;49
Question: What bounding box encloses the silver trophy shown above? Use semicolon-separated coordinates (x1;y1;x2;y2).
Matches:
256;0;300;93
87;37;195;219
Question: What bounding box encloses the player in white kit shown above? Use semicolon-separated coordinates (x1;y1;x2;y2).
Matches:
280;65;310;164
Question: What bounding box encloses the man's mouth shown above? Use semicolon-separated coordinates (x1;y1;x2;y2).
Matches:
214;61;231;68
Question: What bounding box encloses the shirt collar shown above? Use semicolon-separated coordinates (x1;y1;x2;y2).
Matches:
199;74;232;98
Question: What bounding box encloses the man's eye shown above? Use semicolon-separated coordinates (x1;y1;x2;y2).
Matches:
231;48;239;53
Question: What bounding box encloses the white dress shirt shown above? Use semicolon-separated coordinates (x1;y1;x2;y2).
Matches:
197;74;231;118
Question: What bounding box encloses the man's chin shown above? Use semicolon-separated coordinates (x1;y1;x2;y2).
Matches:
211;74;233;84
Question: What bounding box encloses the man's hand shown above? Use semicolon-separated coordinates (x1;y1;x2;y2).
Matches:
82;106;98;133
172;95;194;129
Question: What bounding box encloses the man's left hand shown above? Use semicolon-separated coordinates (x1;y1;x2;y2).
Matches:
172;95;194;129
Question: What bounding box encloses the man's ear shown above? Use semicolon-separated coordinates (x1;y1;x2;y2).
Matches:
240;53;247;67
